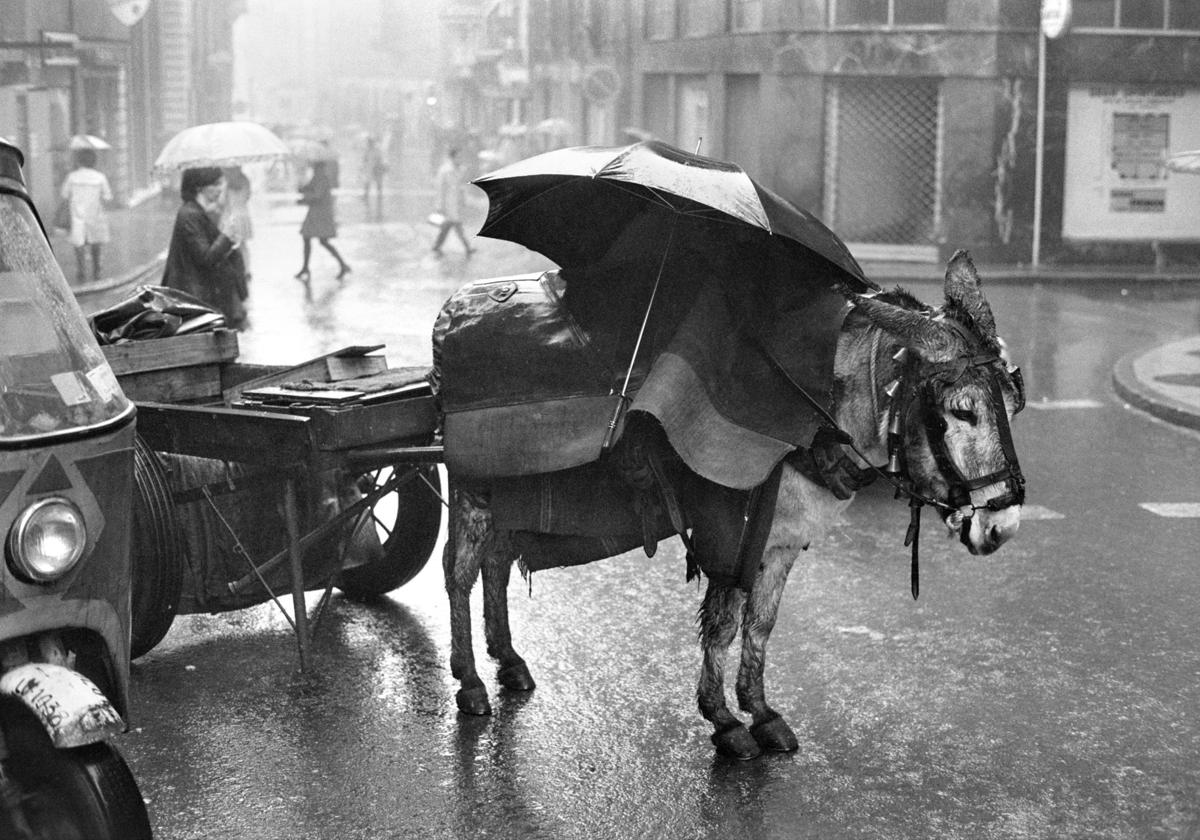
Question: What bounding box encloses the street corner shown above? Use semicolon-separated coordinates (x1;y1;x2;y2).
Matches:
1113;336;1200;432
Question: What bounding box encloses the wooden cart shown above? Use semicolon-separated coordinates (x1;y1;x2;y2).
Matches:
104;330;445;671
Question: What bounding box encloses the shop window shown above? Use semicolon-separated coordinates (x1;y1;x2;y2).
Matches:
834;0;945;26
729;0;763;32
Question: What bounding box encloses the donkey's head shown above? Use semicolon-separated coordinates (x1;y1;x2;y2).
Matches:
852;251;1024;555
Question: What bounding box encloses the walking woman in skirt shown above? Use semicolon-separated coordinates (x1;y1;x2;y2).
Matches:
295;159;350;280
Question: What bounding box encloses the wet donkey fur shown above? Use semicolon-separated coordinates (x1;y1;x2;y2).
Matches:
441;251;1023;760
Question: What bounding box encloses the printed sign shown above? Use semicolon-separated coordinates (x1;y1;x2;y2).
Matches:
1063;86;1200;240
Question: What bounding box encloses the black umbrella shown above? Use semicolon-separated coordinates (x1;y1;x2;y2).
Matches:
472;140;879;449
474;139;871;287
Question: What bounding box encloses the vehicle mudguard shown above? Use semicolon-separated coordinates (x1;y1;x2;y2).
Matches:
0;662;124;749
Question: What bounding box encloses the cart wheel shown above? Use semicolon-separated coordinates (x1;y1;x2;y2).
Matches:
130;435;184;659
337;464;442;599
0;697;152;840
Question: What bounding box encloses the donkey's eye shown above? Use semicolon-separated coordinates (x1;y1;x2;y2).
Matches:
949;407;978;425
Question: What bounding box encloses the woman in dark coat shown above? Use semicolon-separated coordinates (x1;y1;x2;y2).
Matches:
162;166;247;328
296;159;350;279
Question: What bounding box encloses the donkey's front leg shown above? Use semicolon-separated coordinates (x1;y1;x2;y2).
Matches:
481;536;536;692
444;487;492;715
697;583;760;760
736;544;799;752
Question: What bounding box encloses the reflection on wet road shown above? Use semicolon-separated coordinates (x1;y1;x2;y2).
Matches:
121;189;1200;839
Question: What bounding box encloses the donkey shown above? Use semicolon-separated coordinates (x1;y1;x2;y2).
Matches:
440;250;1024;759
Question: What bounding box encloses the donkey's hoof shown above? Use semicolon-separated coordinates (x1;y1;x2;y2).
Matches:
497;662;536;692
750;715;798;753
711;723;762;761
456;686;492;716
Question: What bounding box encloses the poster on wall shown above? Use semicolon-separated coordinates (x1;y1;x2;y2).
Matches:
1062;85;1200;240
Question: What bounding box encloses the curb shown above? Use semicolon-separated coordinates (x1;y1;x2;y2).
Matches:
1112;348;1200;432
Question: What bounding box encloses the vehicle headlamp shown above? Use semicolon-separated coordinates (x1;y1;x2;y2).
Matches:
7;497;88;583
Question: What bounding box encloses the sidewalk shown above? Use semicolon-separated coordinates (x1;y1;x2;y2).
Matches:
57;189;177;313
1112;337;1200;432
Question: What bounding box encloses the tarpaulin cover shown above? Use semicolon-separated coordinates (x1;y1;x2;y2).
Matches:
434;262;849;489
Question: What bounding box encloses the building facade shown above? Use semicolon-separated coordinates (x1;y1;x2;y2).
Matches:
0;0;240;214
629;0;1200;265
435;0;1200;266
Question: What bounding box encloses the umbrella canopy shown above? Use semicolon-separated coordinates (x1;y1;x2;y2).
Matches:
70;134;112;151
1166;149;1200;174
153;121;290;175
473;139;870;289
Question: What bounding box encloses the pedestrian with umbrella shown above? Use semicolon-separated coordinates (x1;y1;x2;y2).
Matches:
162;167;248;329
58;147;113;283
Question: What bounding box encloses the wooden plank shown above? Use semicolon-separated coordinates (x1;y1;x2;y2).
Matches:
326;354;387;381
116;364;222;403
102;330;239;375
221;345;385;405
134;402;314;465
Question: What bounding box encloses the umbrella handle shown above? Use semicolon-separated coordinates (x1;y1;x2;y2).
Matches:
600;394;630;453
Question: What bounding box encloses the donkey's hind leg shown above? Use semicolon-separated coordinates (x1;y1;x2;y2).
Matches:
697;583;760;760
736;544;800;753
444;486;493;715
481;535;536;692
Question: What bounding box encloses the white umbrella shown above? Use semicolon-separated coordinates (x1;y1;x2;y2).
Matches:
1166;149;1200;174
153;121;290;175
70;134;112;151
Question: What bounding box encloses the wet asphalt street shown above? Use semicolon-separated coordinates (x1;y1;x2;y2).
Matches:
116;181;1200;840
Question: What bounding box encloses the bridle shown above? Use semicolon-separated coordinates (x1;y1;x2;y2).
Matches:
889;317;1026;516
755;312;1025;599
879;317;1025;596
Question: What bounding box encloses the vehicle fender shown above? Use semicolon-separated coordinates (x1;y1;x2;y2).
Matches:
0;662;124;748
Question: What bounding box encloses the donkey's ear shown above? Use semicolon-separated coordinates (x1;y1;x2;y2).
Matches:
852;296;960;363
944;250;998;340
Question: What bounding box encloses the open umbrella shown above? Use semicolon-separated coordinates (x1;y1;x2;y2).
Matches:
70;134;112;151
153;121;290;175
473;139;877;454
474;139;868;286
1166;149;1200;174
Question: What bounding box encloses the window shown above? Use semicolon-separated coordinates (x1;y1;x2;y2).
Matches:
680;1;722;37
834;0;946;26
675;76;709;153
646;0;674;39
1074;0;1200;30
729;0;763;32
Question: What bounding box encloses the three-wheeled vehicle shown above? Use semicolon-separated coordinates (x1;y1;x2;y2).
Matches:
0;140;152;838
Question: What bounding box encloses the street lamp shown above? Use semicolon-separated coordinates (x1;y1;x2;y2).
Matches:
1033;0;1071;267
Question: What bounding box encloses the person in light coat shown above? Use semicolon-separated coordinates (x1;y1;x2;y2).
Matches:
59;148;112;283
432;147;474;257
